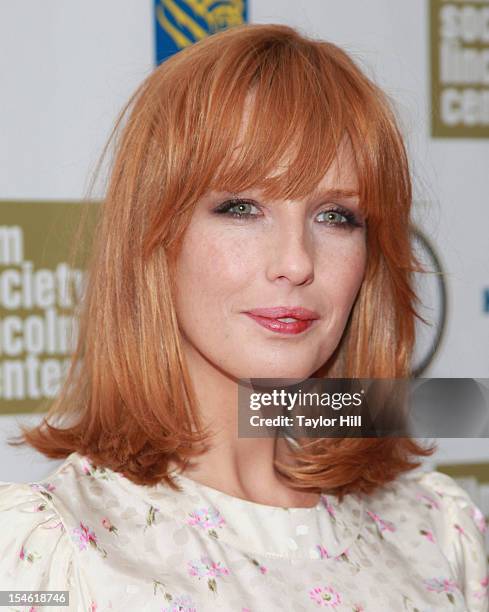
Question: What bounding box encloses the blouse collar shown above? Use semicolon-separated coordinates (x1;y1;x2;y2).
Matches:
71;453;364;559
168;471;366;560
70;452;366;561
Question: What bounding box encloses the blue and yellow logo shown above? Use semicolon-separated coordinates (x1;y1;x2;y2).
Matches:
155;0;248;64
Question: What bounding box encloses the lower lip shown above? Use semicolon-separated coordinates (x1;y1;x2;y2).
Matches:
244;313;316;335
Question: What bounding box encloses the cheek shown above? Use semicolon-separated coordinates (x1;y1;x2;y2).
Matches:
174;224;258;318
319;238;366;310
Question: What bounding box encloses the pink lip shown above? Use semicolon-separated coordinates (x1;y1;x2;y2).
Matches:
244;306;320;320
243;306;320;336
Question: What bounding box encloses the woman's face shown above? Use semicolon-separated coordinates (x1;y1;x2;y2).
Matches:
173;140;367;381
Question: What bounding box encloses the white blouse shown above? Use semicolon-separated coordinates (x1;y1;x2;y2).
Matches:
0;451;488;611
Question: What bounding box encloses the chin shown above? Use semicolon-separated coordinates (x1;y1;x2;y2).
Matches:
232;361;317;382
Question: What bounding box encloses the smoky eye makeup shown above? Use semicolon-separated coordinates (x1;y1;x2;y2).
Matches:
212;197;260;218
211;195;365;230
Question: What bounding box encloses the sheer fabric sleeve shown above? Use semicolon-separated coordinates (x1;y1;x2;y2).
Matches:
0;481;84;611
419;470;489;612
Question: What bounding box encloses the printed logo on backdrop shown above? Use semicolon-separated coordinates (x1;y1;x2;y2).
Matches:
410;226;447;376
0;201;97;415
154;0;248;65
430;0;489;137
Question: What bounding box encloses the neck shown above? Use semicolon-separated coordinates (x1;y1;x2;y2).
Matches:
177;340;321;508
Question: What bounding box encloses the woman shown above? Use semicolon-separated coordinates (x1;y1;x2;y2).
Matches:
1;23;487;611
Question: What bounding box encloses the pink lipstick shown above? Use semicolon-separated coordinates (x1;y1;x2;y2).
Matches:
243;306;319;335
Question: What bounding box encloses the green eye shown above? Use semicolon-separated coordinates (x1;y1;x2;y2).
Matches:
214;198;260;219
213;199;364;230
317;207;364;229
318;210;348;225
229;201;257;216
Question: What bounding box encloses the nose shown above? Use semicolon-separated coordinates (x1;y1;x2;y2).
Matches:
265;216;314;287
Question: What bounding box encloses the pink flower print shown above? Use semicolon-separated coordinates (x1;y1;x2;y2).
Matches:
81;458;92;475
474;574;489;600
187;555;230;593
88;603;97;612
161;595;197;612
29;482;55;502
454;523;467;538
424;577;461;604
352;605;365;612
186;507;225;539
316;544;348;561
72;522;97;550
366;510;396;538
316;544;331;559
420;528;435;543
316;545;361;571
416;492;441;510
471;506;488;534
30;482;56;493
424;577;459;593
335;549;349;561
80;458;111;480
19;545;40;563
309;585;342;607
316;545;351;562
101;517;118;535
72;522;107;558
28;607;38;612
249;557;267;574
321;496;336;522
337;548;362;571
187;555;230;578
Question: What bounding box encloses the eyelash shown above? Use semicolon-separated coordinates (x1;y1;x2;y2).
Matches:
213;198;364;229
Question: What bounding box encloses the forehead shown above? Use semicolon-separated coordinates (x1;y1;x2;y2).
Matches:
238;136;359;193
237;90;358;184
301;139;358;191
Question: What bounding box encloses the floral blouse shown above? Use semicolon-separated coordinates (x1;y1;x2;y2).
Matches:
0;451;488;611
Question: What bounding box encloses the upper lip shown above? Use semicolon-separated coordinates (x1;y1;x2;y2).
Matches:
244;306;320;320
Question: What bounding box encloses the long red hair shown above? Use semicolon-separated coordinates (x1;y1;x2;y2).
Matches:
9;23;435;500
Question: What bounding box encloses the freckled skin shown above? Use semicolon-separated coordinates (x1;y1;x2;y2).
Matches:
173;138;367;382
